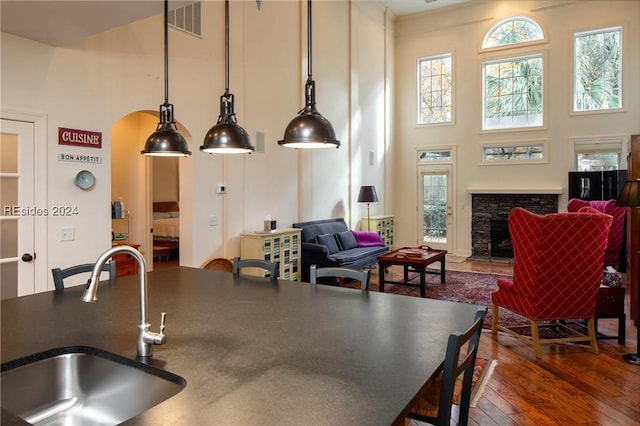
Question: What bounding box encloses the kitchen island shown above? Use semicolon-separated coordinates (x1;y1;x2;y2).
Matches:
1;266;484;425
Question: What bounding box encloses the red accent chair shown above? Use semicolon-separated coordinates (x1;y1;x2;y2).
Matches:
491;207;612;358
567;198;626;267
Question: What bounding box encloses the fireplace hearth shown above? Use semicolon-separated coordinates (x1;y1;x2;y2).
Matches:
471;193;558;259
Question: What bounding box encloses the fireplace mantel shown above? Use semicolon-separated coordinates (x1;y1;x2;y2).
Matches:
467;188;563;194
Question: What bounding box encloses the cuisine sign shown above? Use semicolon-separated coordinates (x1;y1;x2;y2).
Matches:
58;127;102;148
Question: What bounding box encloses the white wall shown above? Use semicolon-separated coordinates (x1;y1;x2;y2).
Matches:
393;0;640;256
1;0;393;289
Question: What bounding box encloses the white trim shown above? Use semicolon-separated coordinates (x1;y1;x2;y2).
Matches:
1;109;48;294
467;188;562;194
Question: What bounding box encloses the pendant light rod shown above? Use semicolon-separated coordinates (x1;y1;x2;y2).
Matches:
307;0;312;81
224;0;230;92
164;0;171;105
199;0;254;154
141;0;191;156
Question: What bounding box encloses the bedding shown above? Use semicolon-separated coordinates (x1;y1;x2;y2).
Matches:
153;201;179;240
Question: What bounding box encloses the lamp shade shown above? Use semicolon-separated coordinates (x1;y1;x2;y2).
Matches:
142;120;191;157
616;180;640;207
357;186;379;203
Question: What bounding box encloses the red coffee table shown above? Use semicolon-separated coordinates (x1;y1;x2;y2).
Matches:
377;246;447;297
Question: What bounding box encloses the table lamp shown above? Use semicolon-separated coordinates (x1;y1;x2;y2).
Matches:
357;185;378;231
616;179;640;365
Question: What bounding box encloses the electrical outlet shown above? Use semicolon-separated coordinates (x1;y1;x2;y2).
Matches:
61;227;75;241
217;184;226;194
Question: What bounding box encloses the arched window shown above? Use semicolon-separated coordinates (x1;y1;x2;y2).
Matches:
483;17;543;48
481;16;545;131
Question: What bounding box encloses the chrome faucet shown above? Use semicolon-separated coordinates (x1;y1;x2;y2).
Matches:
82;245;167;357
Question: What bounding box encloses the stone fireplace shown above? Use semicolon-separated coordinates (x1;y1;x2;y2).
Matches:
471;193;559;259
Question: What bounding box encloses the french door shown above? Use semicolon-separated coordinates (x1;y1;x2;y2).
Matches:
418;165;453;253
0;119;35;298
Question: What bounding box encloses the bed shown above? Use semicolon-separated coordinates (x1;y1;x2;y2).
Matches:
153;202;180;257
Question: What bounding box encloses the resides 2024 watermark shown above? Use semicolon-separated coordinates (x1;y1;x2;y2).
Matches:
3;205;79;216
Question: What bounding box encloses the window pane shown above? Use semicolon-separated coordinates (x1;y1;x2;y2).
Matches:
483;17;543;48
483;54;543;130
574;27;622;111
418;54;452;124
418;151;452;162
482;144;544;162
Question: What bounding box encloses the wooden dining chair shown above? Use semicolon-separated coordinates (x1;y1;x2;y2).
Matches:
232;257;279;280
406;307;486;426
51;261;116;290
309;264;370;290
200;257;234;272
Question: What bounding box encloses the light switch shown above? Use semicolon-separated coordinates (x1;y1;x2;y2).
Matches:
209;215;218;226
61;227;75;241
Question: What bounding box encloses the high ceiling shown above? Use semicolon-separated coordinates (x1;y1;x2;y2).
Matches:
0;0;469;47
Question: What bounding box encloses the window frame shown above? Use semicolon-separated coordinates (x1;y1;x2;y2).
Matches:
416;52;454;126
481;50;546;132
571;25;623;115
481;16;545;51
570;135;626;171
480;139;547;165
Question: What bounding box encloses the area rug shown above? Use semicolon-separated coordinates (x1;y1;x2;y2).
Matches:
343;267;529;329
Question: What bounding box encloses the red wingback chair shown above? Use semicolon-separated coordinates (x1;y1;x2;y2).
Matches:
567;198;626;267
491;207;612;358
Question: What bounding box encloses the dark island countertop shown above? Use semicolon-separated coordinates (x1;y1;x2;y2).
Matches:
1;266;483;425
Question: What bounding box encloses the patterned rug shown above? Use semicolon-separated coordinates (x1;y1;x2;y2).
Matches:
344;267;529;329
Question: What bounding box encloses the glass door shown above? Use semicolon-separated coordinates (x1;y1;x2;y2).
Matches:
418;165;453;252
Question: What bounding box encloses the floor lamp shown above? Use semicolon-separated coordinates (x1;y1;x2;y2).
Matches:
616;179;640;365
357;186;378;231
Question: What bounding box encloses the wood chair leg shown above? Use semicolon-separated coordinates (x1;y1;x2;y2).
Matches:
587;317;599;355
491;304;499;334
531;320;542;358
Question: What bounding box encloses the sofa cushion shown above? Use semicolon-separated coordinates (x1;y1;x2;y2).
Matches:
293;219;350;243
316;233;340;254
329;246;389;265
351;230;385;247
336;231;358;251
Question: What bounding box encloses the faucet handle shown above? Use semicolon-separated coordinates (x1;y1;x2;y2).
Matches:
159;312;167;335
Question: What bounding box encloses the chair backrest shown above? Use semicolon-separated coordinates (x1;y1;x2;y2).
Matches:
309;265;370;290
435;308;486;426
232;257;279;280
51;261;116;290
200;257;233;272
567;198;626;265
509;207;612;319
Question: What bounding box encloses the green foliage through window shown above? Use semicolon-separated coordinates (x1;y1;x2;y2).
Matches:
574;27;621;111
483;17;543;48
483;55;543;129
483;144;544;162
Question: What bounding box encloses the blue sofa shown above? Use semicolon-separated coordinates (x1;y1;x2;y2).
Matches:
292;218;389;282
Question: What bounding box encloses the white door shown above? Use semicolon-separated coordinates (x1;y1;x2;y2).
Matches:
0;119;36;298
418;165;453;253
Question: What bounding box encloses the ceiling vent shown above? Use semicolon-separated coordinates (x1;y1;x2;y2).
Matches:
169;1;201;37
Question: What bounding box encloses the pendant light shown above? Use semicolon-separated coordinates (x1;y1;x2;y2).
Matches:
200;0;254;154
141;0;192;157
278;0;339;149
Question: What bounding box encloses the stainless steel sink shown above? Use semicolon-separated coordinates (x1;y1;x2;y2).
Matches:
1;346;186;426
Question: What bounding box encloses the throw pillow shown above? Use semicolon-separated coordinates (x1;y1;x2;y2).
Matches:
316;234;340;254
336;231;358;251
351;230;385;247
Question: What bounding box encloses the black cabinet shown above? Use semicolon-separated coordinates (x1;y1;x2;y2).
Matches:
568;170;627;201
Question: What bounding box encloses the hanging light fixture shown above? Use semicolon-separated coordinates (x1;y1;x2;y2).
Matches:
278;0;340;149
200;0;254;154
141;0;191;157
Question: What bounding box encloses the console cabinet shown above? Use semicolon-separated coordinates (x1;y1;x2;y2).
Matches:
111;242;141;277
240;229;302;281
361;215;394;249
627;134;640;323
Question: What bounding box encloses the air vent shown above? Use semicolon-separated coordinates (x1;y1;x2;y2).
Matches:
168;2;201;38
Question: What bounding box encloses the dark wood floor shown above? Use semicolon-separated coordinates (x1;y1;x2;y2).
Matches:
371;258;640;425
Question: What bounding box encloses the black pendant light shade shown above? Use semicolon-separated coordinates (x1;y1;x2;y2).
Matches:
142;0;191;157
279;0;339;149
200;0;254;154
142;103;191;156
